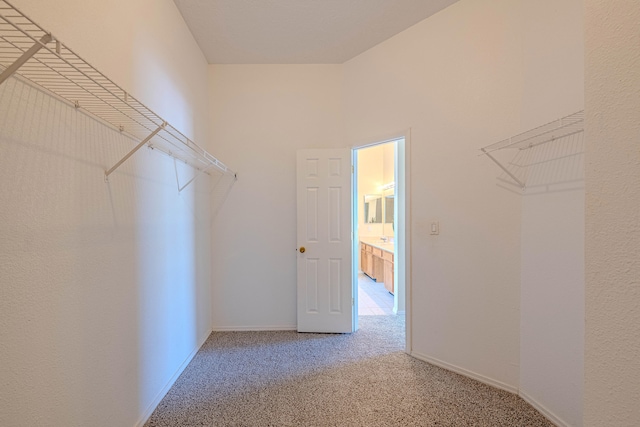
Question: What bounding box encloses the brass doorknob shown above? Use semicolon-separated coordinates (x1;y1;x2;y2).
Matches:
299;247;306;253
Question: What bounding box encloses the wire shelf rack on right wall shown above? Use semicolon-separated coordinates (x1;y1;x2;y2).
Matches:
480;111;585;190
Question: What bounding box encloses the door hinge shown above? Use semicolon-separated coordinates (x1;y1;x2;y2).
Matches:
352;298;355;307
351;165;354;174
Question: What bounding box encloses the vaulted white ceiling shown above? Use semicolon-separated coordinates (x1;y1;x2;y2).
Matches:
173;0;459;64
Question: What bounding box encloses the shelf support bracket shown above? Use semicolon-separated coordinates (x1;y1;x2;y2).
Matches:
481;148;525;189
105;122;166;179
173;158;209;193
0;33;52;86
178;167;208;193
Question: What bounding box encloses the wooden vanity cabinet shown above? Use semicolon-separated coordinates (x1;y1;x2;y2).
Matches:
360;242;394;294
383;251;394;294
360;243;372;279
360;243;373;280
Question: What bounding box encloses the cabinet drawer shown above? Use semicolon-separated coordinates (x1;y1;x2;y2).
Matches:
372;247;382;258
365;244;373;253
383;251;394;262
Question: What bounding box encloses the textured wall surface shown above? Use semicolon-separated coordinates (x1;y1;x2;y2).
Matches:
584;1;640;425
208;64;343;330
518;1;585;425
0;1;213;426
521;187;585;427
343;0;523;390
206;3;587;410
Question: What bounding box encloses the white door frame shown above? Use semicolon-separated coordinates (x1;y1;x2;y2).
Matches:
351;129;412;353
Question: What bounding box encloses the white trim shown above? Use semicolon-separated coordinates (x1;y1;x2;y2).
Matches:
519;390;568;427
410;351;518;394
400;130;412;354
135;328;212;427
350;128;411;150
212;325;297;332
352;150;359;333
350;128;412;354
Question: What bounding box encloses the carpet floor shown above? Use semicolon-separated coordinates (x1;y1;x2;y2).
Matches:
145;316;552;426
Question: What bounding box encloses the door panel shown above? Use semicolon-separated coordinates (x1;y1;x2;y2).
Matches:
297;149;352;333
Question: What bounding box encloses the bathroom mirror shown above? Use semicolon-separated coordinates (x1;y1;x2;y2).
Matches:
363;194;382;223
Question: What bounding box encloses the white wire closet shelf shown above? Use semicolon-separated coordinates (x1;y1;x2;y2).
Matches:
480;110;584;189
0;0;235;188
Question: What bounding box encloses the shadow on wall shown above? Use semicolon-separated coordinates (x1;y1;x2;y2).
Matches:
0;76;223;425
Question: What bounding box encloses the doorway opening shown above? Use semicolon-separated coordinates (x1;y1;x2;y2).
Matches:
352;135;409;347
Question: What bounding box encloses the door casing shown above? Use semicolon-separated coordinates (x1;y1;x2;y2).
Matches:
351;130;412;353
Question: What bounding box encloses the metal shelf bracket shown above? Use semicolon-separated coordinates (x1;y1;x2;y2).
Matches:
105;122;166;179
174;158;209;192
0;33;51;86
480;147;526;189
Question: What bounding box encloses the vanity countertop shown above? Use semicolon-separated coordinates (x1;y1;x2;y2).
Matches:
360;237;394;253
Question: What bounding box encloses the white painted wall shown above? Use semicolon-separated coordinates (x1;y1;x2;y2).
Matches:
521;189;585;426
0;1;213;426
344;1;585;418
343;0;524;390
207;65;343;330
206;5;587;420
0;0;604;425
518;1;585;425
584;1;640;425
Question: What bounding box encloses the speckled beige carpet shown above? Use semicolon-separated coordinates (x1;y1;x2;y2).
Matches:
145;316;552;426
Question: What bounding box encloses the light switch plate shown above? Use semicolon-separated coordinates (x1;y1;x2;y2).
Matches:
430;221;439;235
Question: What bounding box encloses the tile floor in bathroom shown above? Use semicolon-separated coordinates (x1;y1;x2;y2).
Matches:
358;272;395;316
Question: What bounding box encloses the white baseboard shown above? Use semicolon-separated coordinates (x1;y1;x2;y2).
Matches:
134;329;212;427
411;352;570;427
519;389;569;427
410;351;518;394
212;325;297;331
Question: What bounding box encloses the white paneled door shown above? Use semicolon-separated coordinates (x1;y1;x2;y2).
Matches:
296;149;353;333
